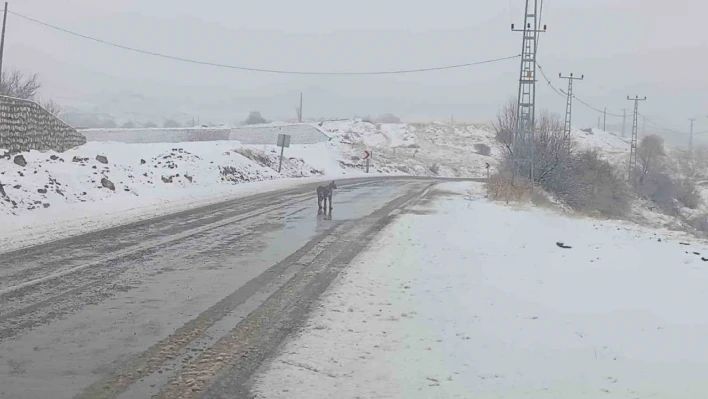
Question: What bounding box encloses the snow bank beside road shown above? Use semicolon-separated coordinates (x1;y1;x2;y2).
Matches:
253;182;708;398
0;141;354;252
1;119;504;250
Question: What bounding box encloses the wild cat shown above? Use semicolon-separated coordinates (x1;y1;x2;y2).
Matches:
317;181;337;211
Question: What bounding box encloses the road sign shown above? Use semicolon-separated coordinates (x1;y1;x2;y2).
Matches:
277;134;291;173
363;150;371;160
485;162;490;169
277;133;291;148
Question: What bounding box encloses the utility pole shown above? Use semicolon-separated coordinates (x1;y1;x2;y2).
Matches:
627;95;647;181
641;115;646;135
0;2;8;80
559;72;583;146
511;0;547;184
689;118;695;151
603;107;607;131
298;92;303;123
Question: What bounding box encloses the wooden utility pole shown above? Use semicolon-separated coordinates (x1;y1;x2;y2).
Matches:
689;118;695;151
0;3;8;80
627;96;647;181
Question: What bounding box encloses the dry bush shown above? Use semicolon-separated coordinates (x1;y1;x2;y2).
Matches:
688;214;708;232
0;69;40;99
558;150;630;217
637;135;665;185
40;99;62;117
244;111;268;125
678;178;701;209
632;136;700;214
429;163;441;175
490;100;630;217
486;171;532;203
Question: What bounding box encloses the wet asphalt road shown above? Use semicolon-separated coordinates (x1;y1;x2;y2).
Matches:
0;177;449;399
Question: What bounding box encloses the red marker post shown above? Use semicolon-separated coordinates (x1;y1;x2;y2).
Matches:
364;150;371;173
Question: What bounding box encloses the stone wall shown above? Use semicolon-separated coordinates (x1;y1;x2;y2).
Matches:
81;123;331;145
0;96;86;153
81;128;231;144
228;124;330;145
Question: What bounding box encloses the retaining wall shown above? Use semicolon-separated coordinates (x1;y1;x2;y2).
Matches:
0;96;86;153
80;123;330;145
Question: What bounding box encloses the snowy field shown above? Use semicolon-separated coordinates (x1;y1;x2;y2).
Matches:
252;182;708;398
1;120;501;250
0;141;359;252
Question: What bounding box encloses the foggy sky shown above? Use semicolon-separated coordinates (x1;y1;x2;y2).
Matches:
8;0;708;140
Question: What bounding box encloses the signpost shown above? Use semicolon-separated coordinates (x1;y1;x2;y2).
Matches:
363;150;371;173
485;162;491;180
277;133;291;173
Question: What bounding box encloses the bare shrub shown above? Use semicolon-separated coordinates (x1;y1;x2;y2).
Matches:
678;179;701;209
473;143;491;156
493;99;518;156
143;121;158;128
637;135;665;185
551;150;630;217
491;100;630;217
632;136;699;214
40;99;62;117
494;101;570;185
429;163;440;175
0;69;41;99
487;171;532;203
121;121;137;129
688;214;708;232
244;111;268;125
163;119;182;128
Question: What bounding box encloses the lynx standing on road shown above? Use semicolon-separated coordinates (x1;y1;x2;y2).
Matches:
317;181;337;211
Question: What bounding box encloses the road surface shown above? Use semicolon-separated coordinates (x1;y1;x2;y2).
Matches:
0;177;455;399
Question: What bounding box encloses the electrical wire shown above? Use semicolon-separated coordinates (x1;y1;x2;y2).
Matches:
638;113;690;135
535;62;565;98
9;10;520;75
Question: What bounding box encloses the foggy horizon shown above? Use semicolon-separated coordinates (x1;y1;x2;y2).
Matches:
6;0;708;141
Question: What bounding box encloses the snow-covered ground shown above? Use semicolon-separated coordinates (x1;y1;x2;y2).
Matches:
323;120;498;177
1;121;687;252
252;182;708;398
0;141;359;252
573;128;630;166
1;120;503;251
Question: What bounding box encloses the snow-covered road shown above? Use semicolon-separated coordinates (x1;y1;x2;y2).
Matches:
0;178;435;399
252;182;708;398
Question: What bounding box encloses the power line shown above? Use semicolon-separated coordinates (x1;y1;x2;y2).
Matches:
9;10;520;75
536;62;565;98
638;113;690;135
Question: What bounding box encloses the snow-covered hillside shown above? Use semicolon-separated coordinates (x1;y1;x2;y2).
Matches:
573;128;630;166
322;119;498;177
5;120;692;251
0;119;502;250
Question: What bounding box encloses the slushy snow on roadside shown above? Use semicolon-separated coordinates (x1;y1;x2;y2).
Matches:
252;182;708;398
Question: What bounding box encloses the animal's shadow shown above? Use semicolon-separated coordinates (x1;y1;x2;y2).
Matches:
317;208;333;220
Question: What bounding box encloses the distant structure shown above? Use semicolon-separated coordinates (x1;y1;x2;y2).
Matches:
559;73;584;149
627;95;647;181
